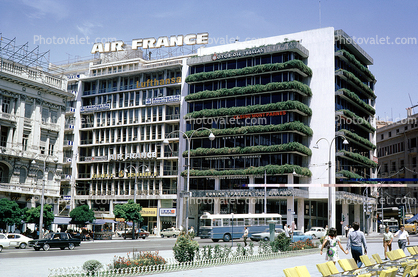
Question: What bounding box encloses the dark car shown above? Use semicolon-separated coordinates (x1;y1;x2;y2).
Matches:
28;232;81;251
123;228;150;239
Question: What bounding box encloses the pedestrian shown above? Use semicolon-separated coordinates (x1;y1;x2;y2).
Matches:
346;222;367;267
189;226;195;236
320;228;348;264
394;225;410;252
284;224;290;238
243;226;249;246
153;225;157;236
344;225;349;238
383;226;394;260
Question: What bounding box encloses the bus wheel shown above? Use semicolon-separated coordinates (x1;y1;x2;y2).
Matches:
223;234;231;242
212;239;219;242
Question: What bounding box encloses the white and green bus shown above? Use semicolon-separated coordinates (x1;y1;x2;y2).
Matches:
199;212;283;242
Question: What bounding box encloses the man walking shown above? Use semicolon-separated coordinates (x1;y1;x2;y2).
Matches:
243;227;248;246
346;222;367;267
394;225;410;251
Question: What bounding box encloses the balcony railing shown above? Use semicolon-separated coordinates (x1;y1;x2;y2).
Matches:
165;114;180;120
0;111;17;122
78;173;91;178
164;152;179;158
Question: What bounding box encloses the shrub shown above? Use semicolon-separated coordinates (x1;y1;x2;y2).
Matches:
82;260;103;273
271;232;291;252
173;233;199;262
289;239;315;251
111;251;166;269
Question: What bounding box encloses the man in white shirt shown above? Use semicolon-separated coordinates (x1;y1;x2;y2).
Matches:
284;224;290;238
394;225;410;251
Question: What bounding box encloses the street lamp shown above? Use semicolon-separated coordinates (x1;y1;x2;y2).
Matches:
125;164;149;239
31;155;59;239
313;135;349;228
163;127;215;232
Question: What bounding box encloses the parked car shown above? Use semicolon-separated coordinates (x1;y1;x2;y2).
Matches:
292;231;313;242
250;228;284;241
304;227;326;238
160;227;181;238
0;233;10;252
28;232;81;251
123;229;150;239
7;234;32;249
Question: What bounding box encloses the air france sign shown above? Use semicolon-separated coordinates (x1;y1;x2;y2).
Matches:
91;33;209;54
159;208;176;217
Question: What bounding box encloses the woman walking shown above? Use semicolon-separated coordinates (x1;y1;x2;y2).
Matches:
383;226;393;260
320;228;348;263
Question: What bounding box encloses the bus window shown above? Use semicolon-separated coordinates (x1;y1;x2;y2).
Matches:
237;219;244;226
253;218;258;225
213;219;222;226
245;218;252;226
223;218;230;226
259;218;266;225
200;219;212;227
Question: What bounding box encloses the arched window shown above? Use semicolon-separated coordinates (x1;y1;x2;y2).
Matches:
19;168;27;183
0;163;9;183
48;171;54;181
37;171;44;181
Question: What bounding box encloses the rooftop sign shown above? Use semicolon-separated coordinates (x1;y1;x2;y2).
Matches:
91;33;209;54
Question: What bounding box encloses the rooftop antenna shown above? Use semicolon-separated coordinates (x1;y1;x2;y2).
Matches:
319;1;322;28
409;93;415;114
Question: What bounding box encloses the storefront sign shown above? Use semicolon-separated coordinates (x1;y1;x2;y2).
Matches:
140;208;158;217
212;47;265;61
85;156;108;162
80;103;111;113
159;208;176;217
91;33;209;53
109;152;157;160
145;95;180;105
137;77;181;89
63;196;71;201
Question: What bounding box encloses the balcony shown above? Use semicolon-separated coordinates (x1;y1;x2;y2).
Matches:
81;123;94;128
165;114;180;121
41;122;60;132
164;152;179;158
64;124;75;130
0;112;17;123
162;189;177;195
80;140;93;145
163;170;178;176
409;147;417;156
77;173;91;179
63;140;74;147
66;107;76;113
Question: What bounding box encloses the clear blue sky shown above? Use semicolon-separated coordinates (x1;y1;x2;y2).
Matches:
1;0;417;120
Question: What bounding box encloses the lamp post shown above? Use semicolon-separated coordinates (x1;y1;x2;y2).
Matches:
31;155;59;239
125;164;149;239
163;127;215;232
314;135;349;228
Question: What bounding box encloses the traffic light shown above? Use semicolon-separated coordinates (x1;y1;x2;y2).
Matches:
398;206;404;218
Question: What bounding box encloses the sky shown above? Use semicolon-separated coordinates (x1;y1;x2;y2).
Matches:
1;0;417;121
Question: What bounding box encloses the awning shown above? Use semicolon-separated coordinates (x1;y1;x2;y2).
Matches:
91;219;117;225
406;214;418;223
52;217;72;225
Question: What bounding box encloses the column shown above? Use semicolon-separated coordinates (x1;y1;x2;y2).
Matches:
297;199;304;232
354;204;361;223
286;196;294;225
156;199;161;236
248;198;255;214
342;202;349;233
214;198;220;214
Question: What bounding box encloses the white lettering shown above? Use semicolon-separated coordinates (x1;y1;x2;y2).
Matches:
142;38;156;49
184;34;197;45
91;43;104;54
111;41;125;51
169;35;184;47
132;39;143;50
155;36;169;48
196;33;209;44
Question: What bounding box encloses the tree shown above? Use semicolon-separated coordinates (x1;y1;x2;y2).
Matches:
24;204;54;229
113;200;143;239
70;205;96;226
0;198;23;229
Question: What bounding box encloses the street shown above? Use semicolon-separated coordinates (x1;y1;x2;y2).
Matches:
1;235;418;277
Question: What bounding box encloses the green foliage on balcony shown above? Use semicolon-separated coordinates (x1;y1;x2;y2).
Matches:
185;81;312;101
186;60;313;83
336;69;376;99
185;100;312;119
184;121;313;138
338;150;378;168
183;142;312;157
339;129;376;150
182;164;312;177
336;88;375;115
336;50;376;81
337;170;378;184
337;109;376;132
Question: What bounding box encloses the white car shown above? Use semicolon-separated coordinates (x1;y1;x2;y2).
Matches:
0;233;10;252
304;227;326;238
250;228;284;241
7;234;32;249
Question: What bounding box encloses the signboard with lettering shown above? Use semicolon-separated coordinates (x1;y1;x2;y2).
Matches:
140;208;158;217
145;95;180;106
159;208;176;217
212;47;265;61
109;152;157;160
80;103;111;113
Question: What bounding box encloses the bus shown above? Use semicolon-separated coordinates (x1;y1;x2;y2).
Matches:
382;218;399;233
199;212;283;242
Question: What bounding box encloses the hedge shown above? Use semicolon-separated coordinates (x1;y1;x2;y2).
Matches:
336;88;375;115
185;100;312;119
337;109;376;133
338;150;378;168
186;60;312;83
184;121;313;138
336;50;375;81
181;164;312;177
185;81;312;101
339;129;376;150
337;170;378;184
335;69;376;99
183;142;312;157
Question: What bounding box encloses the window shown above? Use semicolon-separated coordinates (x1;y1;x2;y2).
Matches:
25;103;32;118
413;157;417;168
42;108;49;123
388;132;392;138
22;133;29;151
2;97;11;113
381;134;384;140
19;168;27;184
